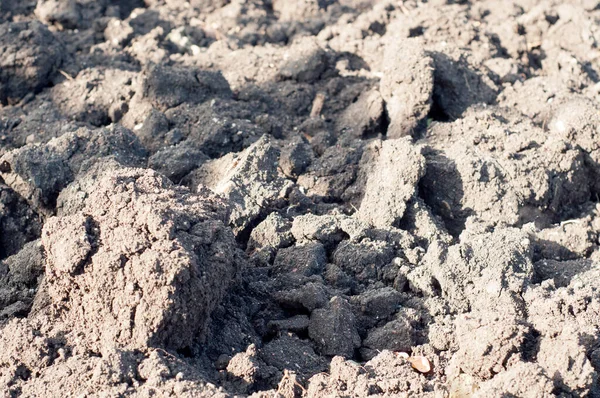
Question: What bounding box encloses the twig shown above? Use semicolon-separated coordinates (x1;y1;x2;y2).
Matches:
310;92;326;119
277;370;307;395
398;1;410;15
58;69;74;81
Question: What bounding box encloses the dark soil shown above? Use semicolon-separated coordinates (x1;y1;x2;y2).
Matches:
1;0;600;397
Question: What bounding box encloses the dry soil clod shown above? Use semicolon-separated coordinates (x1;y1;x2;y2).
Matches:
1;0;600;397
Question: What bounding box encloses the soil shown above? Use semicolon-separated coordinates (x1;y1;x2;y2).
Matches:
1;0;600;397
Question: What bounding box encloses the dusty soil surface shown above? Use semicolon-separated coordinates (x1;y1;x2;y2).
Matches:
1;0;600;397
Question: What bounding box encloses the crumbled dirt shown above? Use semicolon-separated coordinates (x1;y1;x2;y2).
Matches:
1;1;600;397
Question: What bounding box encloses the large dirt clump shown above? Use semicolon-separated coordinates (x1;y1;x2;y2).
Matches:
1;165;244;395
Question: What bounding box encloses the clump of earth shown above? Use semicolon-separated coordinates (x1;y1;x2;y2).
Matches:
1;0;600;397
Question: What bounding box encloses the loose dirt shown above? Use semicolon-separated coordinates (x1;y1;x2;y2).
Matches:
1;0;600;397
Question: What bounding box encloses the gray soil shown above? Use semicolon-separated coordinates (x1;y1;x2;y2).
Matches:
1;0;600;397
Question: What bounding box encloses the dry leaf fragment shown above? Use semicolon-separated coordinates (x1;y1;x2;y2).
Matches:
408;356;431;373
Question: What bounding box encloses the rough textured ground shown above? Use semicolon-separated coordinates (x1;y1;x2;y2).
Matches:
1;0;600;397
